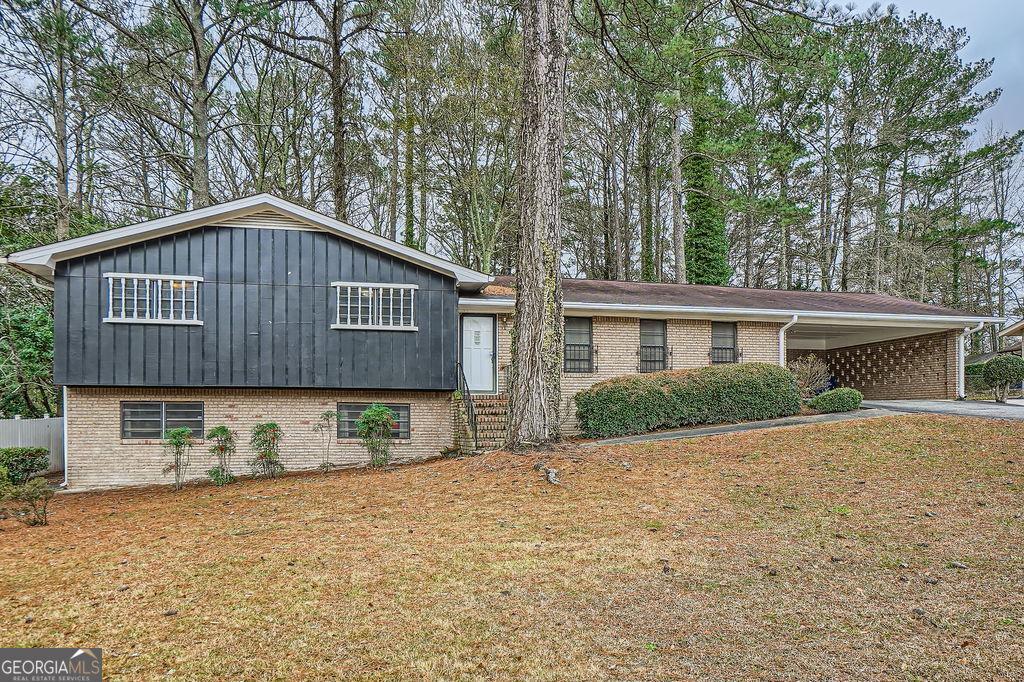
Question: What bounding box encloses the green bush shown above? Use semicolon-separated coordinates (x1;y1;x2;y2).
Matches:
0;447;49;485
964;362;986;376
163;427;196;491
357;403;398;468
1;478;54;526
206;425;237;485
809;387;863;413
982;355;1024;402
574;363;802;438
249;422;284;479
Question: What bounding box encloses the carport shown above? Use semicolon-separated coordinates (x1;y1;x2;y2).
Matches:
784;314;1001;400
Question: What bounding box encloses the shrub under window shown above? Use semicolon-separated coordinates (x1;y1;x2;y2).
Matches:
337;403;410;439
574;363;801;438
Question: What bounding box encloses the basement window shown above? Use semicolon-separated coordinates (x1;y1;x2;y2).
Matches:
104;273;203;325
120;401;204;439
331;282;417;331
337;403;411;439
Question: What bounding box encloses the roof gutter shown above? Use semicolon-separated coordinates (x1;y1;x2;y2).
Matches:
779;314;798;366
458;297;1003;327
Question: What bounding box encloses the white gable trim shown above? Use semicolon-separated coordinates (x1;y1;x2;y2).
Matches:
4;194;491;286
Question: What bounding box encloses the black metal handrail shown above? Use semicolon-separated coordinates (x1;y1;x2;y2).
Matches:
455;362;479;451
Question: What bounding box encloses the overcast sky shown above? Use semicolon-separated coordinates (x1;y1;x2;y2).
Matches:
890;0;1024;134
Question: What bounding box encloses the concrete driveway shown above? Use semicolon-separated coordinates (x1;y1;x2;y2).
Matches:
861;399;1024;421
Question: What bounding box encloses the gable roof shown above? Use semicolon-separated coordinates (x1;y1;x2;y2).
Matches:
2;194;491;287
462;277;1001;325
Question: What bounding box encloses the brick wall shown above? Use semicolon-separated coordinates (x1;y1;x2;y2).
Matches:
65;387;454;490
493;314;783;432
787;329;959;400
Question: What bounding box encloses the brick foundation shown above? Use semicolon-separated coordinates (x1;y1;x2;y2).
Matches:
65;387;455;490
787;330;959;400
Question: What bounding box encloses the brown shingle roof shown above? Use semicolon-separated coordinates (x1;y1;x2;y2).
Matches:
468;276;985;318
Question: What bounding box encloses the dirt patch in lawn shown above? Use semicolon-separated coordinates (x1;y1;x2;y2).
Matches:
2;414;1023;680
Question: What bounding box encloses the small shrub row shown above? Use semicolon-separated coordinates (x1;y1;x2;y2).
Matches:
808;387;863;413
165;403;397;491
574;363;802;438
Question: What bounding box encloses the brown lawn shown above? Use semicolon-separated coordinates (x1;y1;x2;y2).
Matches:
2;414;1023;681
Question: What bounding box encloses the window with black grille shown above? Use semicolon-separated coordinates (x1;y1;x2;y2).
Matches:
337;403;411;439
711;322;738;363
564;317;593;373
120;401;204;439
639;320;667;372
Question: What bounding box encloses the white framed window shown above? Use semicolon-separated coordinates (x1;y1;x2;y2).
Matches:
103;272;203;325
331;282;418;331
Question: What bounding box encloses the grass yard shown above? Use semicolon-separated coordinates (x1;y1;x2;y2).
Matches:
2;414;1023;680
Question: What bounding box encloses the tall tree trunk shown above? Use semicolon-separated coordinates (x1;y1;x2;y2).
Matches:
671;105;686;283
609;123;622;279
52;0;70;239
403;28;416;248
189;0;211;207
639;103;655;281
387;113;399;240
329;1;350;220
506;0;567;448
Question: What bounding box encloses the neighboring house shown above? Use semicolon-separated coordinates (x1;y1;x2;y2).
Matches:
2;195;1002;489
966;340;1022;366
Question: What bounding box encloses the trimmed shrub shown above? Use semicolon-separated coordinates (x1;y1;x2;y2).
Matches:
982;355;1024;402
0;447;49;485
574;363;801;438
809;387;863;413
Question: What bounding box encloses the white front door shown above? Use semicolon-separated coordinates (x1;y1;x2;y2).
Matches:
462;315;495;393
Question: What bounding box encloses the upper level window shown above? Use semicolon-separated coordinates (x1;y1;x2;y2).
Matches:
331;282;417;331
711;321;738;364
104;273;203;325
639;319;667;372
564;317;593;373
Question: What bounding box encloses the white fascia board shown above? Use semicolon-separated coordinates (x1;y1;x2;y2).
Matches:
458;297;1004;328
5;194;492;286
999;319;1024;337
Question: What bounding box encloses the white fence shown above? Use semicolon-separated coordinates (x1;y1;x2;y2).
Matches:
0;416;64;472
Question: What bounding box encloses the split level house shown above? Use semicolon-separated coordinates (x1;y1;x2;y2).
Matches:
2;194;1003;490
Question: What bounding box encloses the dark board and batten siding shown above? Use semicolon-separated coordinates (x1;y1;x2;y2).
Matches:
54;224;458;390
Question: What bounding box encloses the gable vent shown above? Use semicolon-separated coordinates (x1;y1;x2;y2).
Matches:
211;210;319;232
